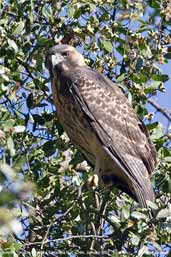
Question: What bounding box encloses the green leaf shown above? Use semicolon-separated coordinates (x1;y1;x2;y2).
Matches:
26;93;33;109
164;53;171;59
110;215;121;228
89;3;96;12
162;147;171;157
156;208;171;219
136;57;144;72
43;141;57;157
116;73;127;82
13;125;25;133
152;74;169;82
131;211;148;220
73;9;81;19
7;137;15;156
148;0;160;9
2;119;15;131
32;114;45;125
130;232;140;246
13;242;22;252
31;248;37;257
146;122;158;130
7;39;18;52
150;81;162;89
121;205;130;219
103;40;113;53
67;4;75;17
146;200;158;210
142;45;152;58
13;156;26;172
13;21;25;34
1;74;10;82
151;123;164;140
0;163;16;180
130;73;148;83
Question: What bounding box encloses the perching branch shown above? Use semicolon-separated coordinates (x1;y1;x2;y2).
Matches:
25;235;109;246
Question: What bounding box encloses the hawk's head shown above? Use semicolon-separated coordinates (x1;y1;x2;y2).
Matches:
46;44;85;77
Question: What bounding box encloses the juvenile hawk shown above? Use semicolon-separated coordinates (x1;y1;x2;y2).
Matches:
46;44;157;208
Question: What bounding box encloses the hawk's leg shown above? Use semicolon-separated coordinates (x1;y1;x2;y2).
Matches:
87;157;100;190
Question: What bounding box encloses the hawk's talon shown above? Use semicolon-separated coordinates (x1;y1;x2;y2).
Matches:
87;174;99;190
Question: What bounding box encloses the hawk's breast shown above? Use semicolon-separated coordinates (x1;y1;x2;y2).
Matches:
52;76;98;165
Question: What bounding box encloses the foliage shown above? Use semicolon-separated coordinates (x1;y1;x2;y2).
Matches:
0;0;171;256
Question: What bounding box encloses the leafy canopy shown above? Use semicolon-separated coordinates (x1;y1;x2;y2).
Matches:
0;0;171;256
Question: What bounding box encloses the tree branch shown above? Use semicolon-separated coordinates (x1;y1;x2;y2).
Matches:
90;191;110;251
25;235;109;246
148;98;171;121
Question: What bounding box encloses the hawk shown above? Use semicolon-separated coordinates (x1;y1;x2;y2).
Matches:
46;44;157;208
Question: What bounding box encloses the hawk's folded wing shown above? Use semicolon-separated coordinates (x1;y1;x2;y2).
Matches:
67;67;156;207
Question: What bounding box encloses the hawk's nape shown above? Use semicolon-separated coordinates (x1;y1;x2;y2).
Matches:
45;44;157;208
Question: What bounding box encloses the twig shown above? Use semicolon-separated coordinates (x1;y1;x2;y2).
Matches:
90;191;110;251
16;57;35;80
148;98;171;121
97;201;108;235
55;203;75;222
90;190;100;250
40;220;54;257
90;222;97;237
94;191;100;210
95;191;110;241
25;235;109;246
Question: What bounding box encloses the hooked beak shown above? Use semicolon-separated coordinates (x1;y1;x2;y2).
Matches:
45;52;64;77
51;53;64;68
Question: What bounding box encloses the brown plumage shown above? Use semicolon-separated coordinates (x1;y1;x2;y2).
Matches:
46;44;157;208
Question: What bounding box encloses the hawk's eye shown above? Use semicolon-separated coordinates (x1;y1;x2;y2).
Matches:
62;51;69;57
